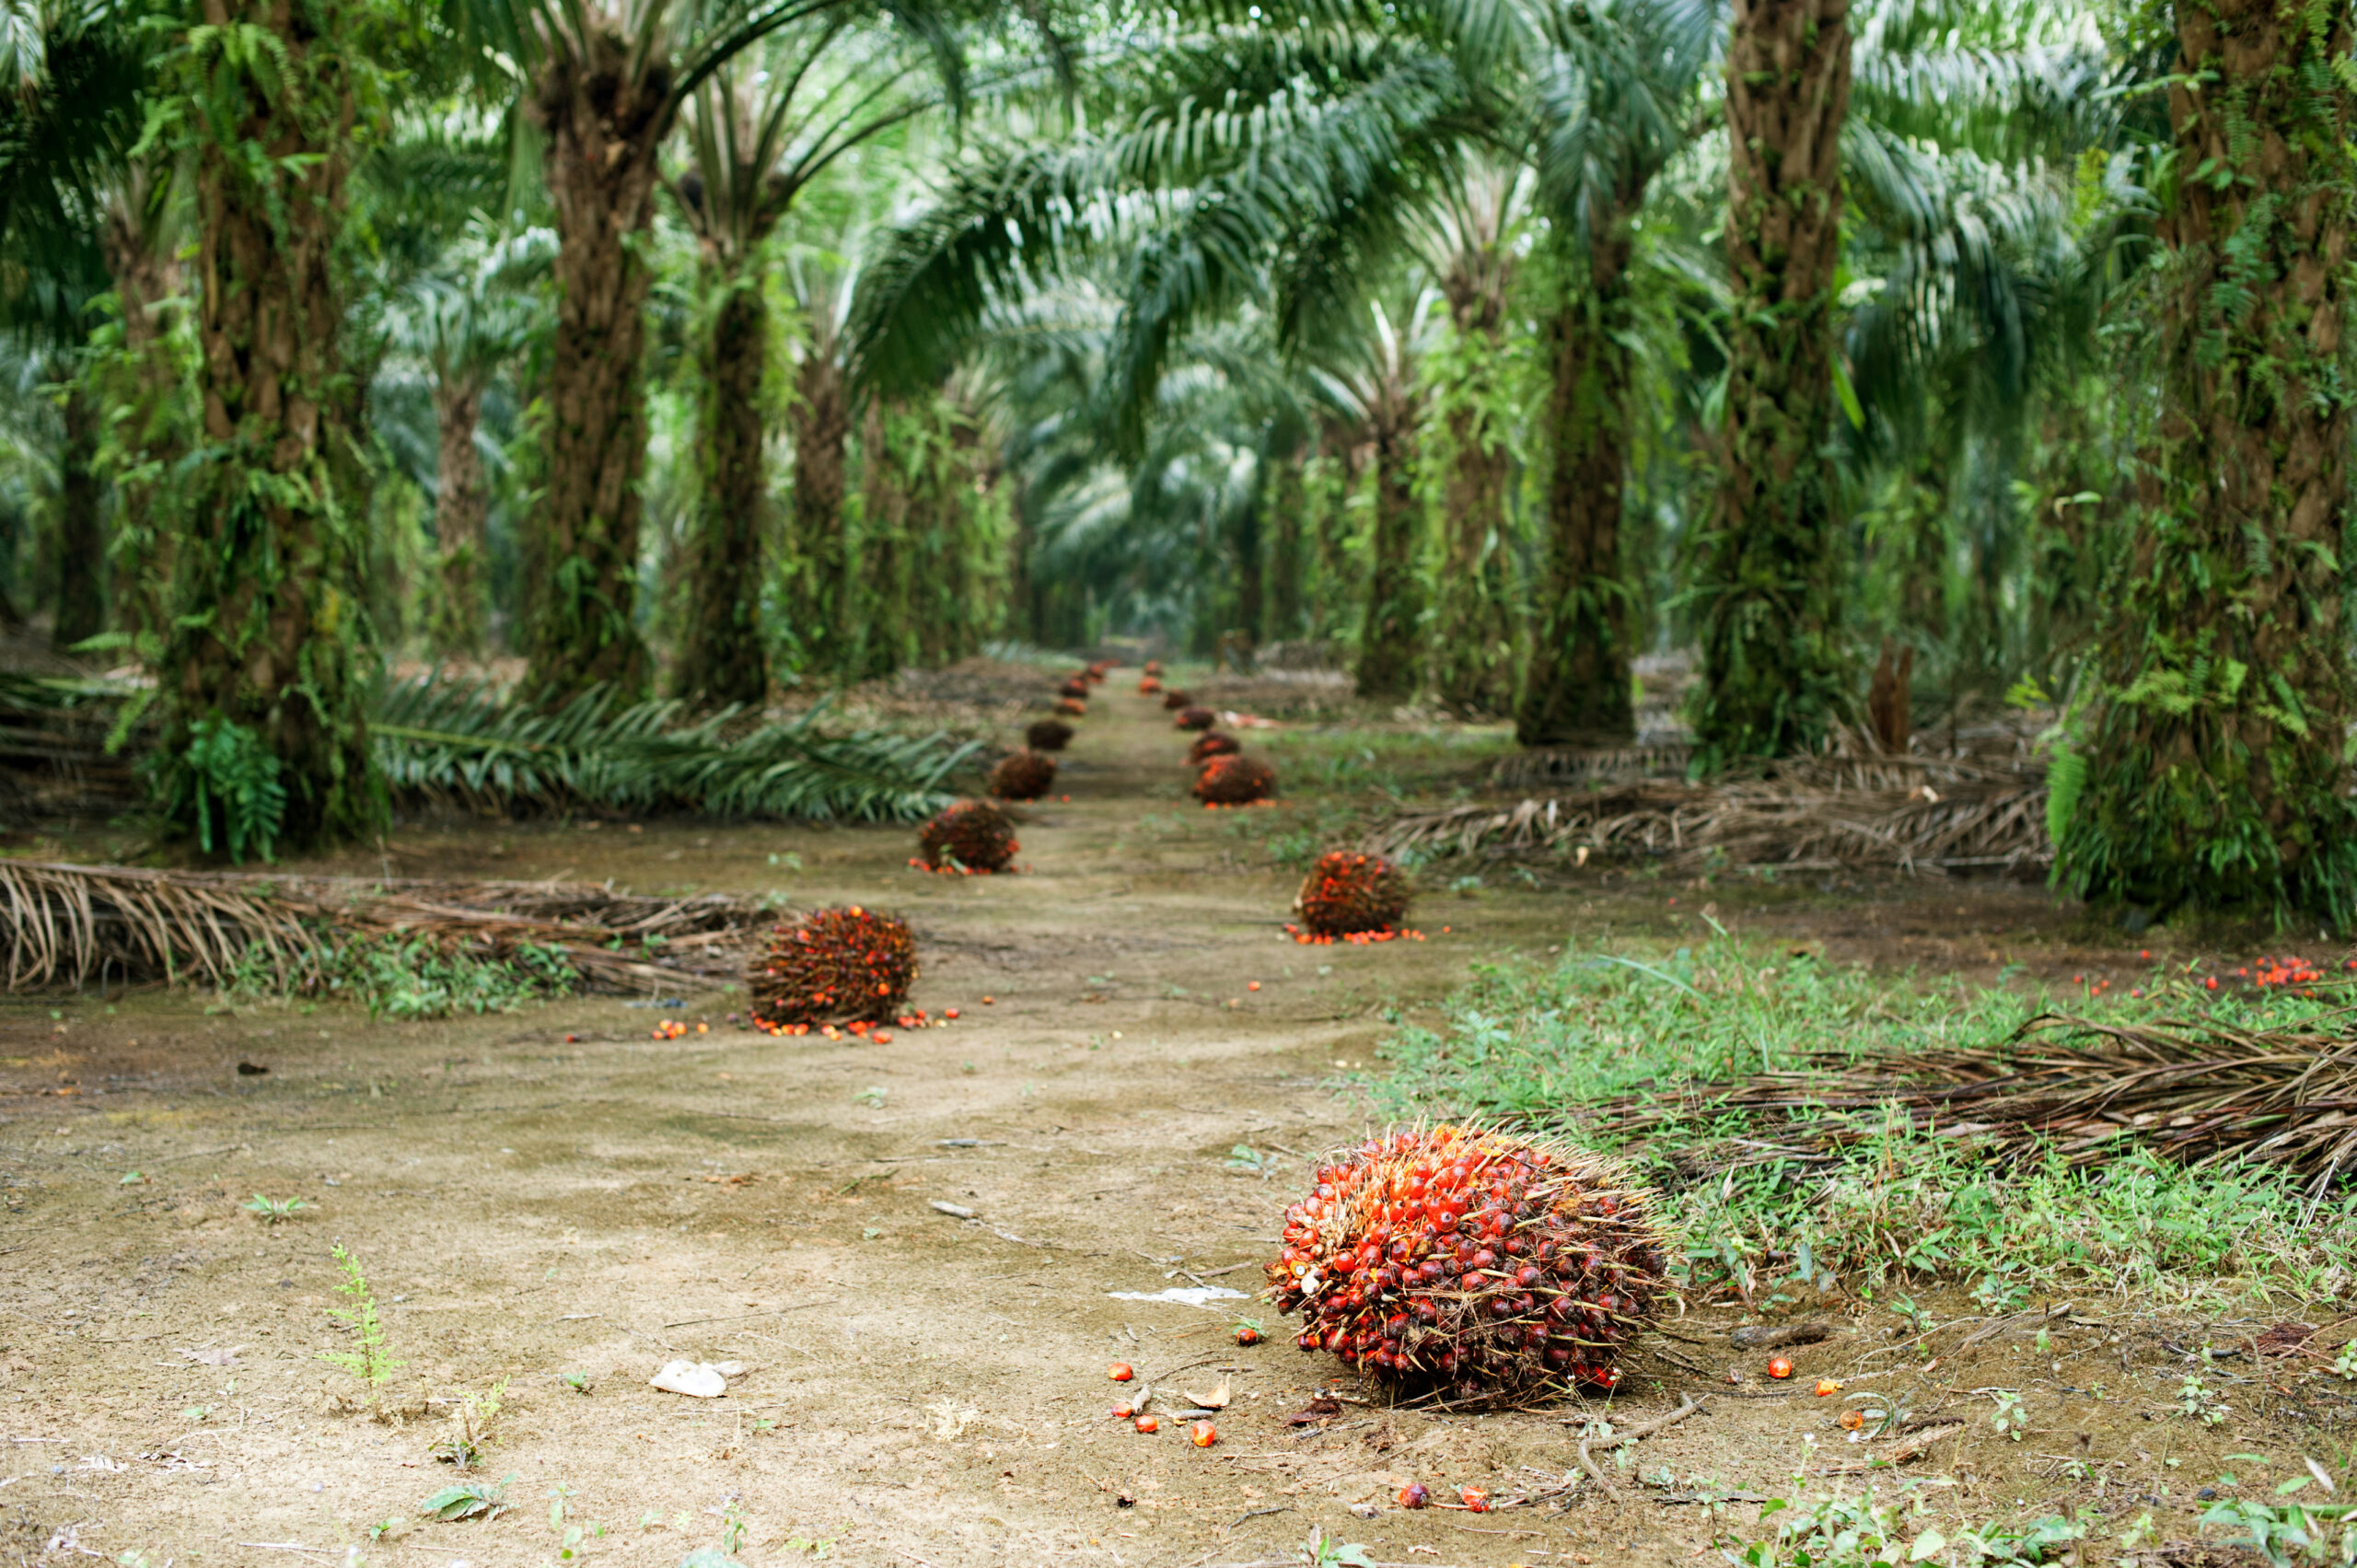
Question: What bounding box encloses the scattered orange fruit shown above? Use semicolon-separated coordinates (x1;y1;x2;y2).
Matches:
1109;1363;1134;1381
1815;1377;1840;1397
873;1030;894;1044
1190;1421;1217;1447
982;995;995;1005
1460;1485;1490;1513
1248;981;1260;991
1396;1482;1430;1509
945;1007;960;1019
1134;1414;1159;1433
1112;1400;1137;1419
1766;1356;1794;1379
1840;1410;1866;1431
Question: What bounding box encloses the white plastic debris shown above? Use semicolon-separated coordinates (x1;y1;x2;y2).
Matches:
648;1360;728;1398
1105;1286;1248;1309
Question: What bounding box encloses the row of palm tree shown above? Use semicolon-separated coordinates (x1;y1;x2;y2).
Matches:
2;0;2353;924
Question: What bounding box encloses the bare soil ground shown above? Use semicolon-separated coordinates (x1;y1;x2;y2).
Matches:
0;673;2338;1568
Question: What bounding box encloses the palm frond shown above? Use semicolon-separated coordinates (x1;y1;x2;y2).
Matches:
372;676;977;820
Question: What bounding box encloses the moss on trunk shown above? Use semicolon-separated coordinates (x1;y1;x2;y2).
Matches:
2057;0;2357;924
673;278;772;706
1694;0;1852;764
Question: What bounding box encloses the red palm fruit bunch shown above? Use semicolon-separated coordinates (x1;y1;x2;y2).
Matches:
1138;677;1164;695
1144;659;1165;676
749;906;918;1026
1193;753;1275;807
1055;697;1087;716
1161;688;1194;710
1268;1125;1666;1398
1187;730;1242;764
987;749;1058;801
1175;705;1216;731
1086;662;1110;683
916;799;1019;874
1059;679;1089;699
1027;718;1076;751
1295;851;1411;937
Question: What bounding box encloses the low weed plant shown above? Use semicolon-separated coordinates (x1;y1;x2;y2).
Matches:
1378;936;2357;1304
225;931;576;1019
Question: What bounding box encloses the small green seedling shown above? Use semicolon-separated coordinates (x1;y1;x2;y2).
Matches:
430;1378;507;1469
1225;1144;1277;1179
421;1476;510;1522
318;1242;407;1405
1991;1389;2029;1442
560;1371;592;1394
853;1086;886;1108
120;1170;146;1185
242;1193;308;1225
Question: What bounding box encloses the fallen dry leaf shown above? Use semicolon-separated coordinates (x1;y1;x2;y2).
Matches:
1183;1378;1231;1411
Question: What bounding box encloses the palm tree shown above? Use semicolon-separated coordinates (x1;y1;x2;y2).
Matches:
2057;0;2357;924
459;0;1010;706
388;224;555;657
1308;295;1437;701
1512;0;1712;747
666;26;935;705
1688;0;1853;765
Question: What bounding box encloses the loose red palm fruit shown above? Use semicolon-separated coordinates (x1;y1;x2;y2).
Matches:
1767;1356;1794;1379
1236;1324;1260;1345
1189;1421;1217;1447
1396;1482;1430;1509
1133;1414;1159;1434
1109;1362;1133;1381
1460;1485;1490;1512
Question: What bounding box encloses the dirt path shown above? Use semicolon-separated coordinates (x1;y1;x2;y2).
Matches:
0;677;2305;1568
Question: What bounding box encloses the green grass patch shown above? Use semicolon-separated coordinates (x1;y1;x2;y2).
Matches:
226;931;578;1019
1376;938;2357;1306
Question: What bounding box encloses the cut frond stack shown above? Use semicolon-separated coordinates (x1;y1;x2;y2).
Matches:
1587;1010;2357;1194
1375;755;2049;876
0;860;770;994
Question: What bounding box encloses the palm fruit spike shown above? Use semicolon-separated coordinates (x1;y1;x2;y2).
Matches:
1267;1124;1666;1398
1060;679;1089;699
988;749;1057;801
1162;688;1194;710
1027;718;1076;751
917;799;1019;873
1192;753;1275;806
1055;697;1087;716
1138;677;1164;695
1295;851;1411;937
1175;705;1216;731
1188;730;1242;764
749;905;918;1026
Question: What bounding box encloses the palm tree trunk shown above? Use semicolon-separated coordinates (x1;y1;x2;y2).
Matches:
427;374;488;657
52;375;105;651
1517;225;1639;746
1695;0;1852;764
673;277;771;705
1234;480;1264;651
1430;273;1519;721
101;179;182;643
522;33;668;703
1353;409;1424;701
1266;454;1304;640
2058;0;2357;923
786;350;850;676
160;0;380;855
855;401;915;680
1312;428;1364;645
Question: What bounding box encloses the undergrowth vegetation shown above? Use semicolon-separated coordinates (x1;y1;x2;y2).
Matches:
225;932;578;1019
1377;938;2357;1305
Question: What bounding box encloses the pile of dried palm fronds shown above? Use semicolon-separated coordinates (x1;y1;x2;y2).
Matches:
0;860;772;994
1376;751;2049;875
1585;1011;2357;1194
